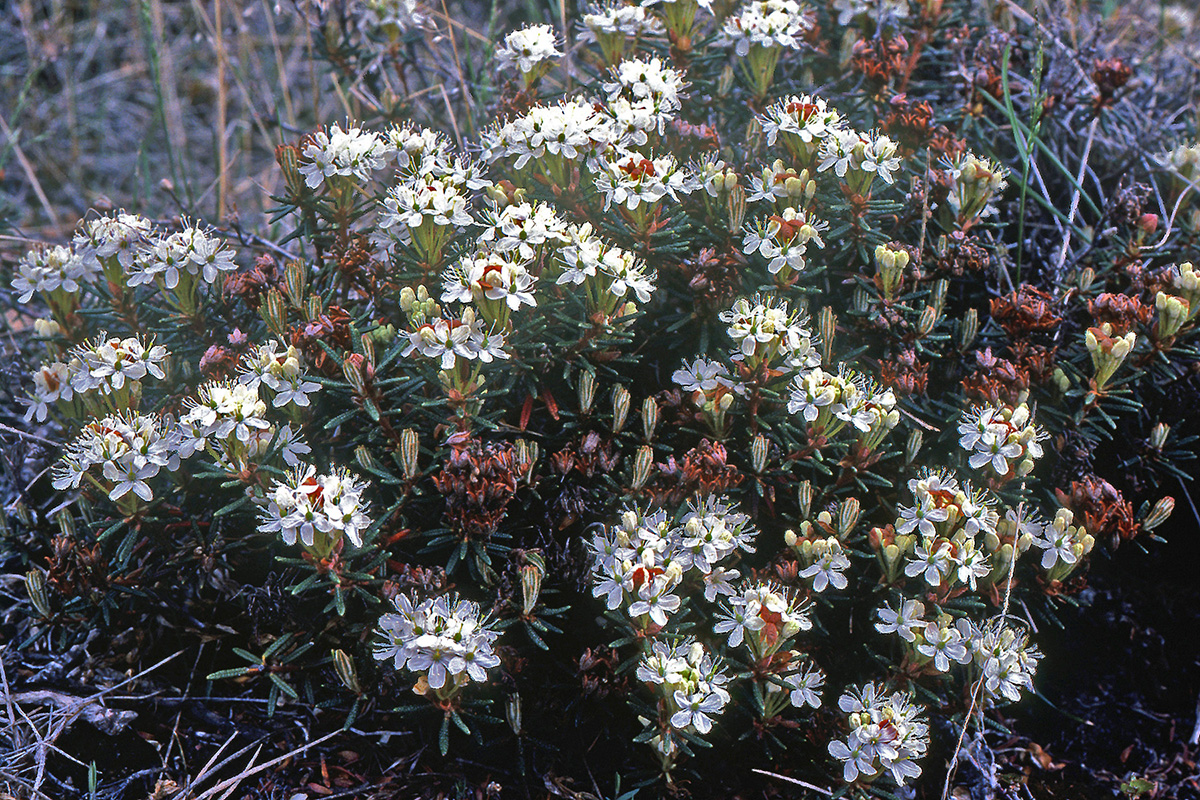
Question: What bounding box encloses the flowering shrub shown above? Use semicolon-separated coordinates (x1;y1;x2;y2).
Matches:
4;0;1199;796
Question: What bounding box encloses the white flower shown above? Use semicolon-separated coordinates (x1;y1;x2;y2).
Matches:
718;0;813;56
799;538;849;592
442;251;538;312
259;464;372;549
670;689;724;733
905;538;953;586
12;244;99;302
23;362;74;422
53;412;182;503
784;665;824;709
374;593;501;689
299;122;395;189
593;150;699;212
495;24;561;74
915;622;969;672
672;357;731;393
875;599;926;642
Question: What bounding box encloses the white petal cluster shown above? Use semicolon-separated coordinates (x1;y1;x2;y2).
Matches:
66;334;169;396
672;357;733;394
478;200;570;260
818;128;903;186
589;498;757;626
759;94;846;156
968;620;1042;703
12;244;100;303
259;464;372;548
481;99;617;169
718;0;813;56
179;381;309;468
299;122;395;189
957;402;1045;478
637;640;730;737
378;175;474;237
720;295;819;370
555;222;656;305
593;150;699;211
402;307;510;370
943;152;1009;221
374;593;502;690
894;472;998;590
128;224;238;288
713;582;811;657
73;212;153;272
828;683;929;786
495;24;562;74
601;57;685;140
238;340;322;409
580;2;664;39
1028;507;1094;576
742;206;827;275
52;412;182;503
441;251;538;312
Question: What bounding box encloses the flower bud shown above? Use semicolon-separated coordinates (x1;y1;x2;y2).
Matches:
331;649;361;694
261;289;289;338
1155;292;1190;341
399;428;420;479
905;428;923;464
26;570;51;618
717;64;735;97
612;386;631;434
284;260;308;309
726;184;746;233
751;434;769;473
342;356;367;393
916;306;938;337
1150;422;1170;450
578;371;596;415
520;550;546;616
275;143;306;198
506;692;522;735
783;529;798;547
632;445;654;490
34;318;62;338
838;497;860;538
1142;496;1175;531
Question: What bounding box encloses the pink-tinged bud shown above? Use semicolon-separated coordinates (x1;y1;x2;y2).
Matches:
1138;213;1159;235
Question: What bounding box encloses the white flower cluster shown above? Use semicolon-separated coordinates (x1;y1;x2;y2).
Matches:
787;367;899;444
602;57;685;140
359;0;431;34
494;23;562;75
718;0;813;56
555;222;657;310
893;472;997;590
52;412;182;503
943;152;1009;222
73;212;153;273
828;682;929;786
742;206;827;276
12;244;100;303
589;498;757;627
874;601;1042;701
259;465;372;550
831;0;909;26
720;295;820;371
593;151;699;212
441;251;538;324
580;2;664;53
818;129;903;189
637;640;730;743
374;593;502;692
478;200;570;260
377;175;474;243
1028;507;1094;580
759;95;846;166
713;582;811;656
300;122;395;189
238;340;322;409
745;159;817;206
957;402;1045;479
481;98;616;170
179;380;309;469
672;357;733;394
128;224;238;289
67;334;169;398
402;307;510;370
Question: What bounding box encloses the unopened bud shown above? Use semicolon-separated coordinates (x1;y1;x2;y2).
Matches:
632;445;654;490
1142;496;1175;531
751;434;769;473
26;570;51;618
838;497;860;537
905;428;923;463
917;305;938;337
284;260;308;308
818;307;836;364
1150;422;1170;450
261;289;289;338
399;429;420;479
578;371;596;415
960;308;979;350
342;357;366;393
520;550;546;615
612;386;631;433
783;529;798;547
331;649;361;694
642;397;659;441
